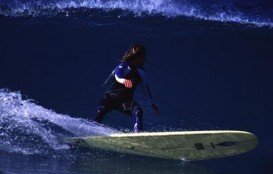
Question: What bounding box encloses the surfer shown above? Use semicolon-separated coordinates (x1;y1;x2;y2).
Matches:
93;44;159;132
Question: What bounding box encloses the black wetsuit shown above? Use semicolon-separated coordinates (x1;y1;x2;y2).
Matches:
94;62;149;132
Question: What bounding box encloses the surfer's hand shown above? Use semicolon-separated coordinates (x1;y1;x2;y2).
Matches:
124;79;133;88
151;103;159;115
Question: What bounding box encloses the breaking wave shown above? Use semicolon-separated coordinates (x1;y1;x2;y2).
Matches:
0;0;273;27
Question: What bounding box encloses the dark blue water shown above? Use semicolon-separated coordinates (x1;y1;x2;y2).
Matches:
1;0;273;173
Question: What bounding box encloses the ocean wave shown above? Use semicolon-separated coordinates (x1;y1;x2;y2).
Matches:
0;0;273;27
0;89;118;155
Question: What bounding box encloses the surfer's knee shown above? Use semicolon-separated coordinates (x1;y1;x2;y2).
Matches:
94;106;107;123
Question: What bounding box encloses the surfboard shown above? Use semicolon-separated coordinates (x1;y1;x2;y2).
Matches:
67;130;258;161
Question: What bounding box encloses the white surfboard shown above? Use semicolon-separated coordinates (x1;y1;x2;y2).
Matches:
67;130;258;161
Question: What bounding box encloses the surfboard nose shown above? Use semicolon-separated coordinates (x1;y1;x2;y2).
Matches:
184;131;259;161
229;131;258;154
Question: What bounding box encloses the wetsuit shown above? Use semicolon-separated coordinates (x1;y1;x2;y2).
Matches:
94;61;154;132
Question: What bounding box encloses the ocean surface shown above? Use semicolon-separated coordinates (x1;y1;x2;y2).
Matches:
1;0;273;173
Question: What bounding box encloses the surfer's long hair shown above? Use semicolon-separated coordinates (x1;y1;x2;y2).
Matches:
122;44;146;66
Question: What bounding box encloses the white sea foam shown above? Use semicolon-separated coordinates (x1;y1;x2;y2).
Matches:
0;89;118;154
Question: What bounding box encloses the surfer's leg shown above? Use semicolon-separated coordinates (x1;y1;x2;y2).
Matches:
117;101;143;132
94;106;109;123
93;95;113;123
132;103;143;133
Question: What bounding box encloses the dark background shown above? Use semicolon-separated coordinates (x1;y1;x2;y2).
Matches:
0;9;273;173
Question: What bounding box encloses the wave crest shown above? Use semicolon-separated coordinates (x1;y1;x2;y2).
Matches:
0;1;273;28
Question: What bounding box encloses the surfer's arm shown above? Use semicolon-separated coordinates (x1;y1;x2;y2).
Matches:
140;79;159;115
138;69;159;114
140;82;154;104
138;69;159;110
114;63;132;88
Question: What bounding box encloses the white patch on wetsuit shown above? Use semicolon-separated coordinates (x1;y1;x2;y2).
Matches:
115;74;125;84
115;64;131;84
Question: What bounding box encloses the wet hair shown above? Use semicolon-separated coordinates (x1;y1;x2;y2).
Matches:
122;44;146;65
